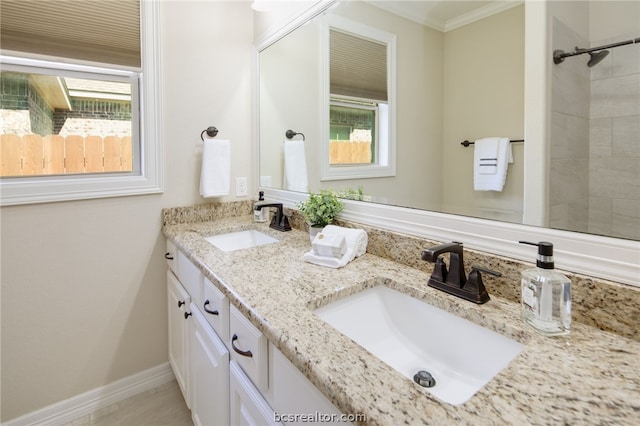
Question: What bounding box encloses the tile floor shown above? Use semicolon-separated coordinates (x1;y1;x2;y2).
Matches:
63;380;192;426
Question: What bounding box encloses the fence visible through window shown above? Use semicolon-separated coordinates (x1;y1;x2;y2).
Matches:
0;134;133;177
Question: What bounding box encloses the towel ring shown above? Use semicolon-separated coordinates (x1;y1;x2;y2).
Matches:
200;126;219;141
285;129;305;141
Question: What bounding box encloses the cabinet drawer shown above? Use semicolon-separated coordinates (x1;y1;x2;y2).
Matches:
165;239;177;275
201;277;230;341
229;305;268;392
177;250;202;302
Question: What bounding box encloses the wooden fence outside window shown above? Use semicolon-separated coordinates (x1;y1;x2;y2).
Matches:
329;140;372;164
0;134;133;177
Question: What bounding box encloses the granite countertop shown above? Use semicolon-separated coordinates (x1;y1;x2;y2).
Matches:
163;216;640;425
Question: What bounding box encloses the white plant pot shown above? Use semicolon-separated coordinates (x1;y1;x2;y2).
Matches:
309;224;323;243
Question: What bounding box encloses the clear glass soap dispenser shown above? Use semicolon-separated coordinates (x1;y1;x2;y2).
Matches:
519;241;571;336
253;191;267;223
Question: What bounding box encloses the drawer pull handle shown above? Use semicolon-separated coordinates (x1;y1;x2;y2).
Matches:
184;312;192;319
203;300;219;316
177;300;185;308
165;252;174;260
231;334;253;358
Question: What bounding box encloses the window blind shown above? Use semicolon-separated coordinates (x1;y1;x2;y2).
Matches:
0;0;140;68
330;29;387;101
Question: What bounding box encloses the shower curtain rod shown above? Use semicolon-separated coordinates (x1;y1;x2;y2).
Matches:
554;36;640;64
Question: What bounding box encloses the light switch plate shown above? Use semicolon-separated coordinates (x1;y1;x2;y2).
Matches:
236;177;248;196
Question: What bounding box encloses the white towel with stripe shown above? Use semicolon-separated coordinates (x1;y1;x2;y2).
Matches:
474;137;513;192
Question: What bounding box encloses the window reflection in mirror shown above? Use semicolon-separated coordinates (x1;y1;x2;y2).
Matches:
329;98;376;165
323;16;395;180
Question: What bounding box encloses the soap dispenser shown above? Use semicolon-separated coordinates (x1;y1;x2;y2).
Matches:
519;241;571;336
253;191;267;223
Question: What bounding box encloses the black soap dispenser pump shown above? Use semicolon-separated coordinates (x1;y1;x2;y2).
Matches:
519;241;571;336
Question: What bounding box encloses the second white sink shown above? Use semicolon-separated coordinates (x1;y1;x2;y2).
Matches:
204;230;278;252
314;285;523;405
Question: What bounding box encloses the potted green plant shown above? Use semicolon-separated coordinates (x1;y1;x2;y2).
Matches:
297;190;344;241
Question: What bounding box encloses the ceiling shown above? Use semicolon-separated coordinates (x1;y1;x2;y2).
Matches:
365;0;523;32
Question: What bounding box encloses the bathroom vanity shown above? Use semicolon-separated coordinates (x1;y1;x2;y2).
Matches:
162;204;640;425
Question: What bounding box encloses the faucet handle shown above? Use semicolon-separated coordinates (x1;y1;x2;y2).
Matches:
464;266;501;304
470;265;501;277
270;208;291;232
431;257;448;283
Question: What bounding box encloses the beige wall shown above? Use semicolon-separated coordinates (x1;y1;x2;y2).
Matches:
441;5;525;222
0;1;254;421
259;16;323;190
318;1;444;209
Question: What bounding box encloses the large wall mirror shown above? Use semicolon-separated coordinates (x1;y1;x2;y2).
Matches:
256;0;639;285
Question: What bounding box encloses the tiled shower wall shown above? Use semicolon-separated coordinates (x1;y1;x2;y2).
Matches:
550;19;640;240
550;19;590;233
588;34;640;239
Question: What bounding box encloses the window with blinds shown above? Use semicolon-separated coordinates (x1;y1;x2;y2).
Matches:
323;15;396;181
0;0;162;205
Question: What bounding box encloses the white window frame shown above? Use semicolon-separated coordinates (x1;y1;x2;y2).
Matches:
321;15;396;181
0;0;162;206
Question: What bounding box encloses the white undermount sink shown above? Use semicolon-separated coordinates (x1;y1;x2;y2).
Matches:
314;286;523;405
204;230;279;252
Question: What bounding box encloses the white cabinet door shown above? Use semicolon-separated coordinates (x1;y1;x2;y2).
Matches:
190;305;229;426
167;270;191;407
271;344;351;425
230;361;281;426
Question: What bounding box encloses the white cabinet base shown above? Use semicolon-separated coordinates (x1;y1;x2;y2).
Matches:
167;271;191;408
190;305;229;426
230;361;281;426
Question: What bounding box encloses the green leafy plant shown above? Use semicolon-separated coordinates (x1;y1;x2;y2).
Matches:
296;190;344;227
336;185;366;201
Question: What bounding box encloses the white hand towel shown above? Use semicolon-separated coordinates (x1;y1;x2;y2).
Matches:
321;225;368;257
302;247;356;269
474;137;500;174
474;137;513;192
200;138;230;197
283;140;308;192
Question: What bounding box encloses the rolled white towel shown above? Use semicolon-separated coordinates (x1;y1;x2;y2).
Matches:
321;225;368;257
302;248;356;269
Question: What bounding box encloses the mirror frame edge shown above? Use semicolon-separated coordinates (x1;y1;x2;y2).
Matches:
254;1;640;287
263;187;639;286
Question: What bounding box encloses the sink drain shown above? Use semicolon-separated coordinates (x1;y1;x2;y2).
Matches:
413;370;436;388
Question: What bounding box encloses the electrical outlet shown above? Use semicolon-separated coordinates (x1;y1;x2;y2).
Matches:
235;177;248;196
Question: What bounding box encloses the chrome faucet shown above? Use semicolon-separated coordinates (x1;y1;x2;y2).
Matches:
421;242;500;304
254;203;291;232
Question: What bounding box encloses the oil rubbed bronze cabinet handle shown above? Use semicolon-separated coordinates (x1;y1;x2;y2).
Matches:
184;312;192;319
203;300;219;316
177;300;185;308
231;334;253;358
164;252;174;260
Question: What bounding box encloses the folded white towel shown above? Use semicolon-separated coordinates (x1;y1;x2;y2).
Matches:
474;137;500;174
283;140;308;192
312;232;346;258
200;138;230;197
321;225;368;257
302;247;356;269
474;137;513;192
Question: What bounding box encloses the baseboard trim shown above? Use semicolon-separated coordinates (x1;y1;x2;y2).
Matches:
3;362;175;426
